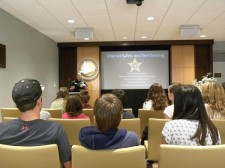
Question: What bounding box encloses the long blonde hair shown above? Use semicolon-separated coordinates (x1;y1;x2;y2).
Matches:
201;81;225;119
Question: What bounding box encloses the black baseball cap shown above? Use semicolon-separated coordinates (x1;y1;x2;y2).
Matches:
12;78;42;107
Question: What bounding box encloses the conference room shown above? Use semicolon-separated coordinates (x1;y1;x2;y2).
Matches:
1;0;225;168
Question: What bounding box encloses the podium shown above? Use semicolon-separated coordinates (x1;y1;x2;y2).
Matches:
69;92;80;95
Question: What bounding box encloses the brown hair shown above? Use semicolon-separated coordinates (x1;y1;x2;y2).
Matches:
65;95;83;117
79;90;90;104
54;87;69;100
94;93;123;133
168;83;182;93
111;89;127;107
145;83;168;110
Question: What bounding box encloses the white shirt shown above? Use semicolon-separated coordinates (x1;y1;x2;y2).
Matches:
162;119;221;145
143;100;153;110
163;104;174;119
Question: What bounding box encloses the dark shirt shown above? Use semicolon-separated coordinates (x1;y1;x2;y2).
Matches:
70;79;87;92
79;126;140;149
0;119;71;163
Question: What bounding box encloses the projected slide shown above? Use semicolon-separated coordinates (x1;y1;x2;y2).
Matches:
101;50;169;89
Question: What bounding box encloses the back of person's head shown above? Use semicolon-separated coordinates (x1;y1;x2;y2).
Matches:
146;83;168;110
168;83;182;93
94;93;123;133
201;81;225;112
12;78;42;112
173;85;206;120
111;89;127;107
56;87;69;99
65;95;83;117
168;83;182;102
173;85;219;145
79;90;90;104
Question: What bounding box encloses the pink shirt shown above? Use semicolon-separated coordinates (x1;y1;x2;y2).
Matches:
62;112;89;119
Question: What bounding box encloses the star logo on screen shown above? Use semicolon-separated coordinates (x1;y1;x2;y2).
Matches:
127;58;142;72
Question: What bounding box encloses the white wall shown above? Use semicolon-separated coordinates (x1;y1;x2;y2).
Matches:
0;9;58;108
213;41;225;84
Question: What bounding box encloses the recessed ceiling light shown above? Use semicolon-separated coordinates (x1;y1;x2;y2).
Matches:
200;35;206;38
141;36;147;39
68;19;75;23
84;38;90;40
147;17;154;21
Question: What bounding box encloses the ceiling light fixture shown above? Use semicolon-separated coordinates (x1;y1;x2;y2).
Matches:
200;35;206;38
141;36;147;39
147;17;154;21
68;19;75;23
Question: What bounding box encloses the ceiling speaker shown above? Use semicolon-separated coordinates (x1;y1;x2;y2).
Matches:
180;25;200;38
75;28;93;40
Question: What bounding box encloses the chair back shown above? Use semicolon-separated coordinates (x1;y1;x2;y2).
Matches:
147;118;169;161
159;144;225;168
72;145;146;168
0;108;20;122
124;108;133;113
119;118;141;139
138;109;164;132
49;118;90;145
2;117;18;122
42;108;62;118
212;119;225;144
82;109;94;125
0;144;61;168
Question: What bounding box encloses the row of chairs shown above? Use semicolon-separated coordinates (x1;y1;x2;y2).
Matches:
0;143;146;168
3;115;225;162
0;107;164;128
2;107;225;168
1;141;225;168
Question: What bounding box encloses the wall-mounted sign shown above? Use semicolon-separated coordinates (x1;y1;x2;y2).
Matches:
214;73;221;78
78;58;99;81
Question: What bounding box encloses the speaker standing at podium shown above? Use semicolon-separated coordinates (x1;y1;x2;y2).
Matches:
70;73;88;92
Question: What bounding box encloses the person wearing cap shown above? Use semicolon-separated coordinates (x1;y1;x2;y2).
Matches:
70;73;88;92
0;78;71;168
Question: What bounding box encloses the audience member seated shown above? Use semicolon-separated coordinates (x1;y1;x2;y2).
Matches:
163;83;181;119
0;78;71;168
143;83;168;110
62;95;89;119
79;93;140;149
201;81;225;119
141;83;168;144
112;89;135;119
50;87;69;113
79;90;93;109
162;85;221;146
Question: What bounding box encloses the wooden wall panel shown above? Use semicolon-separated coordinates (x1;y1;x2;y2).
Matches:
183;46;195;67
171;46;183;68
171;45;195;84
77;47;100;106
172;68;184;83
